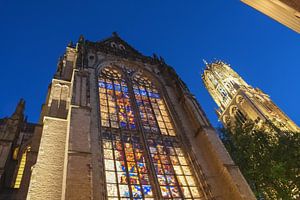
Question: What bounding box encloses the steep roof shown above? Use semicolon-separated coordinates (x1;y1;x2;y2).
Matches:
84;32;155;63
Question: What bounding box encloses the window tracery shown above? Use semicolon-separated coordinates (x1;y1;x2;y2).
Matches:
99;66;205;199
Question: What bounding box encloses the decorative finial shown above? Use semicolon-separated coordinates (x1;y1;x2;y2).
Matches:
11;98;25;120
159;56;165;64
112;32;119;37
78;34;85;43
68;41;73;47
203;59;211;69
152;53;158;60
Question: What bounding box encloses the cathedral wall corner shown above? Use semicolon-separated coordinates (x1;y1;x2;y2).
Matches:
27;117;68;200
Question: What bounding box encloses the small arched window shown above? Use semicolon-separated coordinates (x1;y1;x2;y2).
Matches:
110;42;118;48
119;44;126;50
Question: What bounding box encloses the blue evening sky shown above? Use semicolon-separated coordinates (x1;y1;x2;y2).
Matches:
1;0;299;127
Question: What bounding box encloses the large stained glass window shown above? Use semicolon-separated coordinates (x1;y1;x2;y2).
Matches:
99;67;205;199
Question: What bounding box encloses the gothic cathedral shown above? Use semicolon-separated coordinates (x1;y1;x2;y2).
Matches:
0;34;255;200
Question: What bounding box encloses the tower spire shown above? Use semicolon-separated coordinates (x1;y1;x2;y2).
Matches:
112;31;119;37
11;98;25;120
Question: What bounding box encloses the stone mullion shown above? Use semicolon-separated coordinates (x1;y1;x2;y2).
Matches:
125;75;162;200
138;86;166;199
122;84;146;198
135;86;164;199
130;134;145;199
150;90;186;199
162;138;186;199
111;79;133;199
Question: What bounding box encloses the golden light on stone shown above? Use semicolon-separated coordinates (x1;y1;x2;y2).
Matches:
202;60;300;132
241;0;300;33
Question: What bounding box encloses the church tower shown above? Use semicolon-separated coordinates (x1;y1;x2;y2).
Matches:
202;60;300;132
24;34;256;200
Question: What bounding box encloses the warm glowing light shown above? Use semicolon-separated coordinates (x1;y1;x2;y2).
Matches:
13;147;19;160
14;147;29;189
99;67;203;199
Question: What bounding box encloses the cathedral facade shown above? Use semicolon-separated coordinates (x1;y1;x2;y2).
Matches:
202;60;300;132
1;34;255;200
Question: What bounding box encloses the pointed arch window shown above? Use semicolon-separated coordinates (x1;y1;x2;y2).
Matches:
132;74;175;136
98;67;136;129
133;74;203;199
99;67;206;199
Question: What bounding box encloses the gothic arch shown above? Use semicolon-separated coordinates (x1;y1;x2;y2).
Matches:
223;115;231;126
97;66;208;199
96;61;124;75
229;105;238;116
255;94;265;103
236;95;244;104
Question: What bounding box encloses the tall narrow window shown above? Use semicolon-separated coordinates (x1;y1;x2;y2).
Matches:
99;67;154;199
14;147;29;188
133;75;175;136
133;74;204;199
99;67;205;199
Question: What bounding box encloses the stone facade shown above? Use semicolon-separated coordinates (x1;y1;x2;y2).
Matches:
0;100;41;200
202;60;300;132
241;0;300;33
1;33;255;199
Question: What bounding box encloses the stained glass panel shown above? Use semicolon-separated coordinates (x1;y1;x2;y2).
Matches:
98;68;136;130
133;80;176;137
102;131;154;199
146;137;204;199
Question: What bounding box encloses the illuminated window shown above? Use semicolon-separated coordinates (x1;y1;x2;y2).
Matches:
98;67;136;129
102;132;153;199
14;147;29;188
13;147;19;160
133;75;175;136
99;67;205;199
